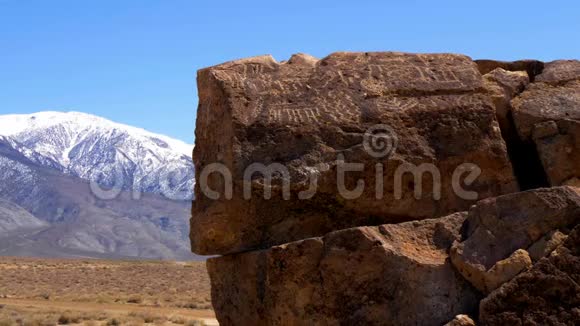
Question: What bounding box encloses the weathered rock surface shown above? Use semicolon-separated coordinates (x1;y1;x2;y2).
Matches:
533;117;580;188
451;186;580;293
192;52;518;255
474;59;544;79
535;60;580;85
208;213;479;326
512;81;580;141
527;229;568;262
444;314;476;326
193;53;580;325
479;225;580;325
482;68;529;135
511;60;580;187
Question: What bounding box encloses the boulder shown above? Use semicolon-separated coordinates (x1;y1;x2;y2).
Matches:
533;118;580;187
444;315;476;326
512;81;580;141
192;52;518;255
481;68;551;191
450;186;580;293
474;59;543;79
511;61;580;187
208;213;479;326
481;249;533;293
479;225;580;325
527;229;568;262
482;68;529;135
535;59;580;85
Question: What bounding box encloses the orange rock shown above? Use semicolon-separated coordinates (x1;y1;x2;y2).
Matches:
208;213;478;326
451;186;580;293
191;52;517;255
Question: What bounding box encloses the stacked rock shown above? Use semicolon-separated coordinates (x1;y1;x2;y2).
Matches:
191;52;580;325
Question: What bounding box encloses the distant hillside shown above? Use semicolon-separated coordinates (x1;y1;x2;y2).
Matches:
0;113;199;260
0;198;47;234
0;111;194;200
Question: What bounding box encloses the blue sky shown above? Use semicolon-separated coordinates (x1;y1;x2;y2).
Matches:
1;1;578;143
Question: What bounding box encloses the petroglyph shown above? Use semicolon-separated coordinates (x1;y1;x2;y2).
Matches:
267;106;322;124
193;52;515;255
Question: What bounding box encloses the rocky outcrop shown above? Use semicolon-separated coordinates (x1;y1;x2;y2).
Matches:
479;225;580;325
509;60;580;189
527;230;568;262
474;59;544;79
535;60;580;85
482;68;529;135
192;52;580;325
450;186;580;293
208;213;479;326
192;52;518;255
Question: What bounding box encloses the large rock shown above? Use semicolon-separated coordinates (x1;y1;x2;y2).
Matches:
532;118;580;187
512;81;580;141
511;60;580;187
535;60;580;85
480;67;552;191
192;52;518;255
479;225;580;325
482;68;529;135
527;229;568;262
208;213;479;326
475;59;543;79
451;186;580;293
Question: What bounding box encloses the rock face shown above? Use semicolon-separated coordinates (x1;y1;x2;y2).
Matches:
479;225;580;325
474;59;544;78
192;52;517;255
527;230;568;262
450;186;580;293
535;60;580;85
193;52;580;325
208;213;479;326
482;68;529;136
511;61;580;187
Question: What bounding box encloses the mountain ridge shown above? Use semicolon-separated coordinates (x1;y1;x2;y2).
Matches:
0;111;192;156
0;112;199;260
0;111;194;200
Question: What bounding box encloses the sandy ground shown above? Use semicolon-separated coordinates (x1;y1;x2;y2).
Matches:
0;257;217;325
0;298;216;318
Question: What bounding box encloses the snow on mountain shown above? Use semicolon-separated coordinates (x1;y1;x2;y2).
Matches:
0;136;196;259
0;111;194;200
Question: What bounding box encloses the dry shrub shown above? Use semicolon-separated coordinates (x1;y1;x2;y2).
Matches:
170;316;187;324
126;296;143;304
128;311;165;323
57;312;82;324
106;318;121;326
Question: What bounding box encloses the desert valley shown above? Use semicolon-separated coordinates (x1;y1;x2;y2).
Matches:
0;258;215;325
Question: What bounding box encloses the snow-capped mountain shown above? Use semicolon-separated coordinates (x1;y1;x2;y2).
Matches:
0;111;194;200
0;135;196;259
